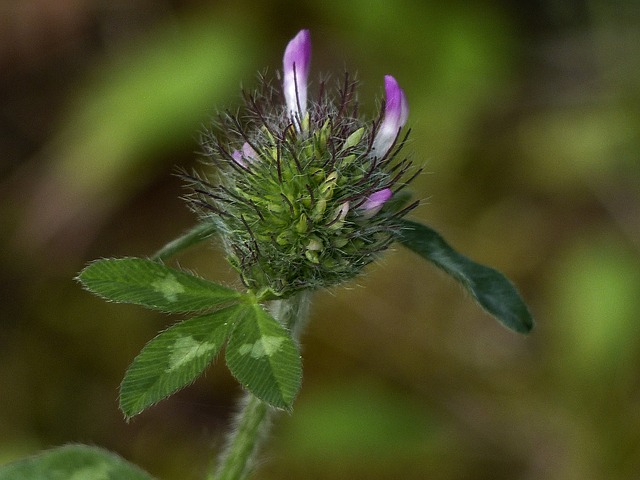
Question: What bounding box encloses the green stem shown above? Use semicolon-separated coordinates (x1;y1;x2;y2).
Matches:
209;394;271;480
151;222;216;262
210;290;312;480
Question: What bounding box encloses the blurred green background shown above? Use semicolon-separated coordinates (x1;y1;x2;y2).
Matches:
1;1;639;479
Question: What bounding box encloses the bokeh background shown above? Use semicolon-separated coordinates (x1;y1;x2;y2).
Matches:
1;1;639;479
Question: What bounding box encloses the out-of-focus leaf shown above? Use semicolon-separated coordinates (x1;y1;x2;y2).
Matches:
277;382;443;462
21;16;257;251
77;258;242;313
552;239;640;377
0;445;154;480
396;219;534;334
226;303;302;410
120;306;240;418
59;18;256;190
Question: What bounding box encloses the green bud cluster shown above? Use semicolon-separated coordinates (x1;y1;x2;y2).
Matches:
187;75;419;298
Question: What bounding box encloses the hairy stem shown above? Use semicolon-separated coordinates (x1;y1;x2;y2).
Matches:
209;394;271;480
210;290;312;480
151;222;216;262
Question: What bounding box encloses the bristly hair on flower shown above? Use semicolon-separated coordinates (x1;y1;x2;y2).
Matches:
184;29;421;299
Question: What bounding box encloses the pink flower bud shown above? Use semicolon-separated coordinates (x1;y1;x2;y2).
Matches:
359;188;393;218
231;142;257;167
371;75;408;158
283;30;312;119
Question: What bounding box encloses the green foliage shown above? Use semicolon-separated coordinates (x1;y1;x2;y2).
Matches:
77;257;302;413
397;219;534;334
77;258;241;313
119;306;240;418
226;303;302;410
0;445;154;480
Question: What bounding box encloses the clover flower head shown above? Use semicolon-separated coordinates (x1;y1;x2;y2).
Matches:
188;30;420;298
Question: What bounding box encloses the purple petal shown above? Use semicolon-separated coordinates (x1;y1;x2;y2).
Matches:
360;188;393;218
231;149;245;167
231;142;256;167
283;29;311;118
241;142;257;159
371;75;409;157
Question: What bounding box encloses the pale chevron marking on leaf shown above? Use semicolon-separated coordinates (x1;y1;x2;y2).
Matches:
151;274;185;302
238;336;285;359
166;336;217;372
